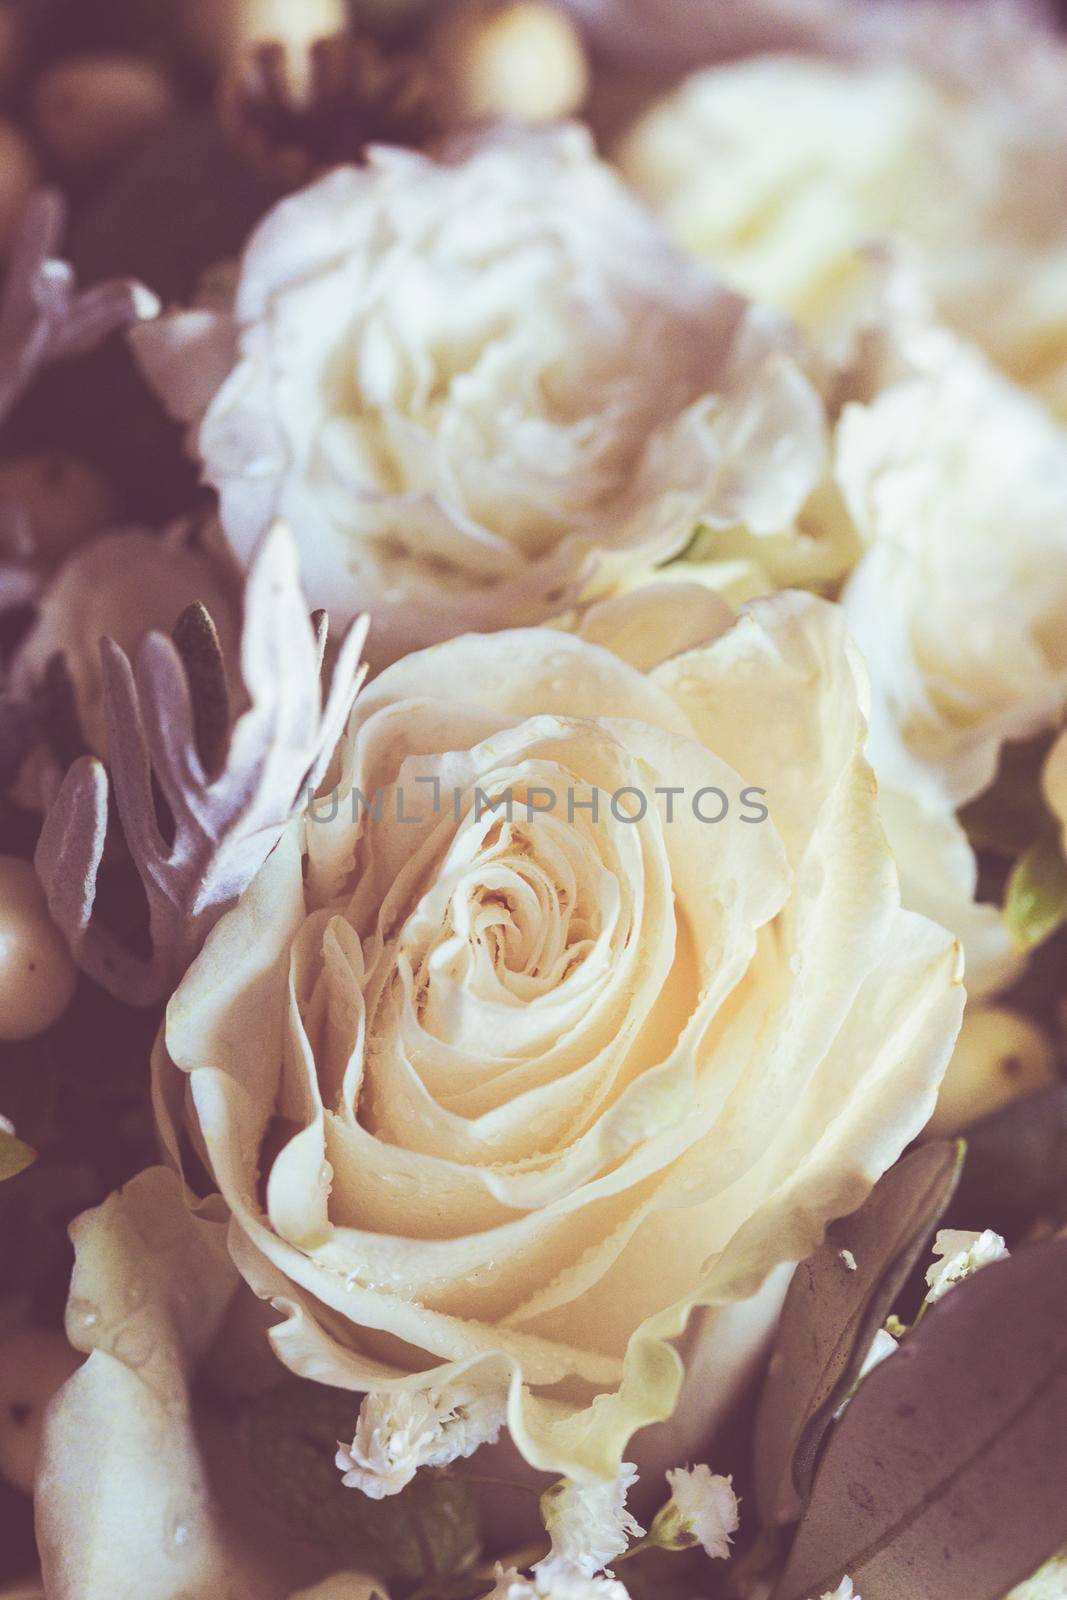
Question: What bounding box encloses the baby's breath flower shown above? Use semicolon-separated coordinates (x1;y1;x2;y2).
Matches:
335;1382;506;1498
815;1580;860;1600
1006;1551;1067;1599
649;1465;739;1559
536;1463;644;1581
833;1326;900;1420
924;1228;1009;1305
484;1568;632;1600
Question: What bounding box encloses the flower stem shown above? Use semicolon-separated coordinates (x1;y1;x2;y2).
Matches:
613;1534;657;1564
458;1472;544;1501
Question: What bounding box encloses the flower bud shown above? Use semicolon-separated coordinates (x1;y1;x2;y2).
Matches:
431;2;589;125
31;54;177;175
0;857;77;1042
924;1003;1057;1139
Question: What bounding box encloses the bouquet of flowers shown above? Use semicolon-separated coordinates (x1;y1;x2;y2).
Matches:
1;3;1066;1598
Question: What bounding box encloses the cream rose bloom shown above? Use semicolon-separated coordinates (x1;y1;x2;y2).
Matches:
153;587;963;1484
131;125;827;665
617;50;1067;417
833;284;1067;990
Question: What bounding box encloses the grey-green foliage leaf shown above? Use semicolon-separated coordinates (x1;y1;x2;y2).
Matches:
243;1380;481;1583
1005;826;1067;952
753;1141;963;1527
772;1240;1067;1600
0;1130;37;1183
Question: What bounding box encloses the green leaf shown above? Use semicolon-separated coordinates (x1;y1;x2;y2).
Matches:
242;1380;481;1583
1004;826;1067;952
0;1130;37;1182
753;1142;963;1527
772;1241;1067;1600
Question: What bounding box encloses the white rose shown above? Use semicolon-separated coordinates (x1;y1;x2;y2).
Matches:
132;125;827;665
152;587;963;1484
617;51;1067;417
828;284;1067;992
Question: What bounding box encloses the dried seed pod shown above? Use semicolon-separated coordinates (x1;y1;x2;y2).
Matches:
220;32;443;184
184;0;347;77
429;1;590;125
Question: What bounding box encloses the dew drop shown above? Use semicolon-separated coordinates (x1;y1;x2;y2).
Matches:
67;1297;100;1334
169;1515;190;1552
123;1272;149;1314
112;1321;156;1370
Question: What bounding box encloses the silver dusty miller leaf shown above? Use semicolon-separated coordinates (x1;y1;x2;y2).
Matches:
772;1240;1067;1600
34;523;369;1006
0;188;159;607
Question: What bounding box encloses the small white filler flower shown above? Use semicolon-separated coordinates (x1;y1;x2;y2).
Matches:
648;1465;740;1559
815;1580;861;1600
924;1228;1010;1305
536;1463;644;1582
336;1381;506;1499
485;1568;632;1599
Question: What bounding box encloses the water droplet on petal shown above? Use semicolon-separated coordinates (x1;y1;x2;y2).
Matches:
123;1271;149;1313
67;1297;100;1334
112;1321;155;1370
168;1513;190;1552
